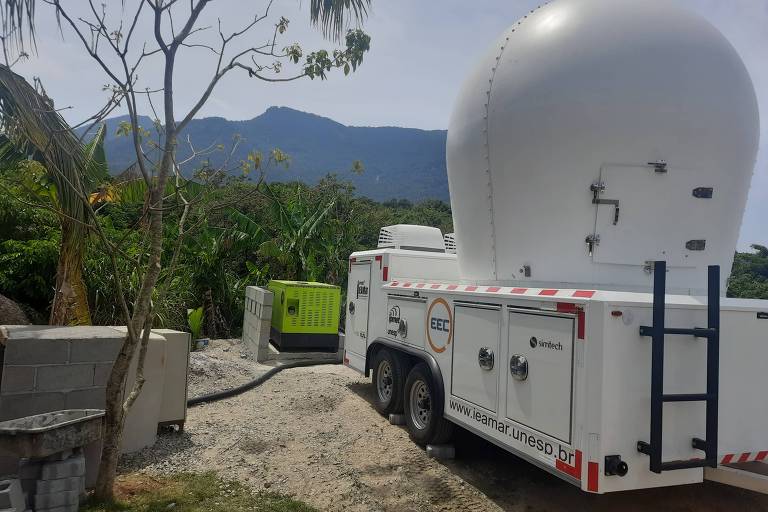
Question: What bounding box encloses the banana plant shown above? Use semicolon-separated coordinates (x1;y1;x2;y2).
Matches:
257;182;337;282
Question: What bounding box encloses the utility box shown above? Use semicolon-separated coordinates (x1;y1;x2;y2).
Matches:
267;280;341;352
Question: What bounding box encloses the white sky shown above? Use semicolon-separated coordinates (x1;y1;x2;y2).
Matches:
13;0;768;249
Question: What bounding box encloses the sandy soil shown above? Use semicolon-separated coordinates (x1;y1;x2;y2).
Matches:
120;340;768;512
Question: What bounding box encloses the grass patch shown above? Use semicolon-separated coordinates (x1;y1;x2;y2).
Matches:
81;472;316;512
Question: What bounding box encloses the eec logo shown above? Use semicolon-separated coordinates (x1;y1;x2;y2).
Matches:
426;298;453;353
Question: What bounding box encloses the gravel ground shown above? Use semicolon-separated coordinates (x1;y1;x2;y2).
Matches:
119;339;768;512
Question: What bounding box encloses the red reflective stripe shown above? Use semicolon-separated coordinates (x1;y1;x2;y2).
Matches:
431;284;441;289
383;266;389;281
465;286;478;292
587;462;599;492
756;451;768;462
573;290;595;298
539;289;558;296
375;255;382;269
391;281;399;287
416;283;425;289
486;287;501;293
447;285;458;290
510;288;528;294
721;454;734;464
556;450;582;480
557;303;585;340
738;452;751;463
403;282;412;288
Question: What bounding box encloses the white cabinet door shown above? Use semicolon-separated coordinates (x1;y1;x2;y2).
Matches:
345;262;371;356
451;304;501;413
506;309;575;444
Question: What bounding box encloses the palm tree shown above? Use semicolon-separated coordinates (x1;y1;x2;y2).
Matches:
2;0;370;45
0;65;106;325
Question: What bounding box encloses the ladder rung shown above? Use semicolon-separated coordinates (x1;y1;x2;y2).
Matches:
639;326;716;338
660;459;717;471
663;327;716;338
662;393;714;402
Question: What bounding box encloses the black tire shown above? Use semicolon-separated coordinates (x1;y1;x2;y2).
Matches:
404;363;454;445
371;349;405;415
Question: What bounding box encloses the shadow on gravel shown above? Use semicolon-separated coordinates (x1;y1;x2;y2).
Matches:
118;429;196;473
347;380;768;512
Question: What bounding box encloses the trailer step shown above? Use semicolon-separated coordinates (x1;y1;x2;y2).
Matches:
705;463;768;494
637;261;720;474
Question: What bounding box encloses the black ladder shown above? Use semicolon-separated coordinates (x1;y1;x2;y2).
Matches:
637;260;720;473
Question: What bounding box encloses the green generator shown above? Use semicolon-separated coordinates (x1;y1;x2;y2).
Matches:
267;280;341;352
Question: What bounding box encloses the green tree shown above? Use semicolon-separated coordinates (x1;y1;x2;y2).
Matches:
0;0;372;500
727;244;768;299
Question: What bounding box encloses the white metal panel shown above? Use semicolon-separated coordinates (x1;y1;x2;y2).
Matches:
385;296;426;349
450;304;501;413
446;0;759;294
593;165;723;269
718;309;768;458
506;310;575;444
345;262;371;357
599;305;707;492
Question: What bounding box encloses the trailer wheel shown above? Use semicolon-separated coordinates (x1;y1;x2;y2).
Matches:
404;363;453;445
371;349;405;415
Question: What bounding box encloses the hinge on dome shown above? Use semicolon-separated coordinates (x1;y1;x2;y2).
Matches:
585;234;601;256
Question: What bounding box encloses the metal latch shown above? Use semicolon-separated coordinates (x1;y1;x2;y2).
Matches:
591;182;620;225
648;160;668;173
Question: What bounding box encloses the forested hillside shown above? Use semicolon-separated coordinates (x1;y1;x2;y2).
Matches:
97;107;449;202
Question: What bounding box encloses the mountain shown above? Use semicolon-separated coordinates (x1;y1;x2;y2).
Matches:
97;107;449;202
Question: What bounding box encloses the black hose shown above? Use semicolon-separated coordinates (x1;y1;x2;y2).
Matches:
187;360;335;407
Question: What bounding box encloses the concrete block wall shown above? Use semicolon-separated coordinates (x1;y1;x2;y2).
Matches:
0;326;190;457
242;286;273;361
0;327;122;421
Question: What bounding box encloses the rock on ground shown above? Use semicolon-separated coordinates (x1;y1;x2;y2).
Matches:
0;293;29;325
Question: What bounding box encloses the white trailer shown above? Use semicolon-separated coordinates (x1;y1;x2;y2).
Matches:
343;0;768;495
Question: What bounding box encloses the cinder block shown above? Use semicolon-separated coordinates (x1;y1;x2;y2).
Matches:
0;393;65;422
69;338;123;363
40;456;85;481
64;388;105;410
35;476;82;494
92;364;113;387
0;367;35;393
0;479;24;509
3;340;69;365
36;365;94;392
426;444;455;460
32;489;79;509
17;460;41;480
246;286;273;306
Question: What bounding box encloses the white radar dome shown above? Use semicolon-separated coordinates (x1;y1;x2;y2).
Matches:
447;0;759;294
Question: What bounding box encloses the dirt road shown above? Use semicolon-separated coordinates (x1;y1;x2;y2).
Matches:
120;340;768;511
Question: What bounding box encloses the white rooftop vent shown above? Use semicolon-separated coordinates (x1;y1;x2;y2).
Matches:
377;225;446;252
444;233;457;254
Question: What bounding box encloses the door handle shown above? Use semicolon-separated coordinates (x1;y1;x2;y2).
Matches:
478;347;494;370
349;301;355;315
510;354;529;381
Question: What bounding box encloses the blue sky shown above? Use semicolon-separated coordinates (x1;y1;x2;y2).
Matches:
14;0;767;248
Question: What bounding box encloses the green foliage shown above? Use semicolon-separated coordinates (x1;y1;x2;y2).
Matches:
727;244;768;299
187;307;204;340
81;472;316;512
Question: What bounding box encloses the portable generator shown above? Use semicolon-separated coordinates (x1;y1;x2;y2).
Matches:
267;280;341;352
